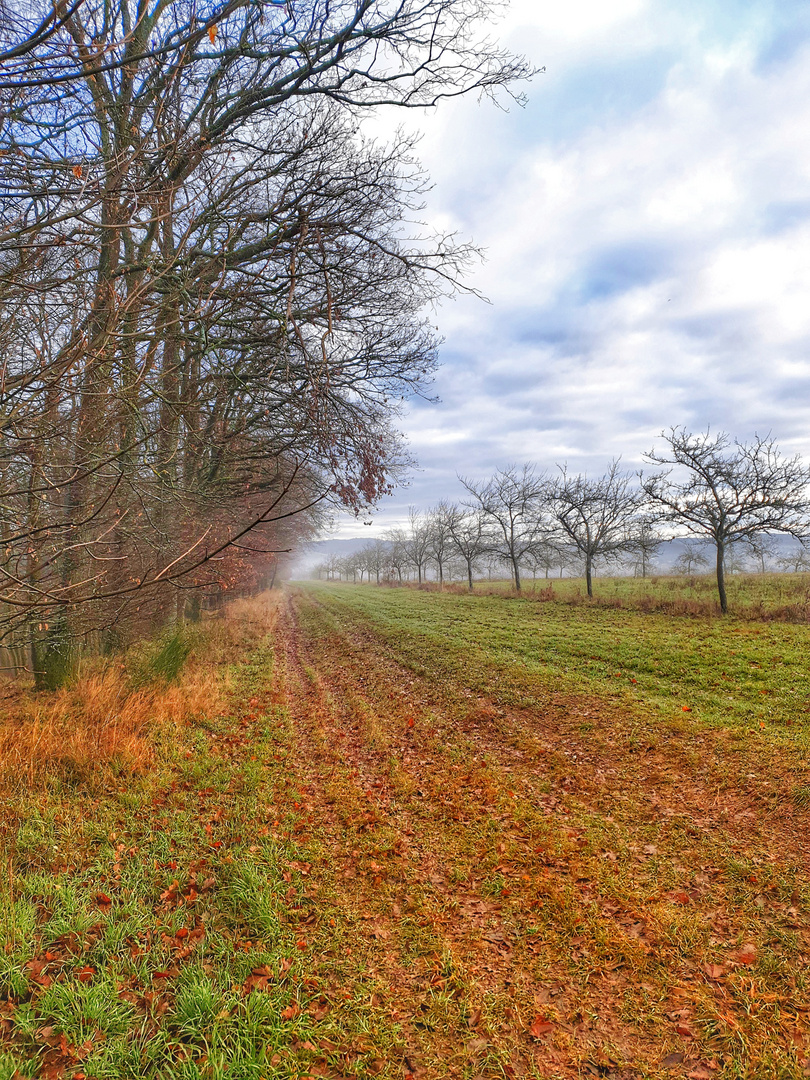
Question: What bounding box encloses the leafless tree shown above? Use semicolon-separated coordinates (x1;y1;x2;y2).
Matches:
642;428;810;612
459;465;548;591
404;508;432;585
778;548;810;573
630;515;662;578
524;538;566;581
671;541;710;576
549;460;642;598
383;527;409;583
745;534;779;574
445;503;488;591
1;0;533;674
425;502;455;586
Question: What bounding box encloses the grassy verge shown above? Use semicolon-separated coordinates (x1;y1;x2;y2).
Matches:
1;587;809;1079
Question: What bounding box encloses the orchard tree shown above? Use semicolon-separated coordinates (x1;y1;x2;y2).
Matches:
642;429;810;612
549;461;642;598
671;541;710;576
426;503;454;586
460;465;548;591
405;508;432;585
445;503;489;591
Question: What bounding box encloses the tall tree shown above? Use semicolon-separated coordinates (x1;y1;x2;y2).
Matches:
0;0;532;662
404;508;432;585
445;503;488;591
642;428;810;612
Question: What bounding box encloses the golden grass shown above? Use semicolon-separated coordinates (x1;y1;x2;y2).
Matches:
0;593;283;790
0;663;223;789
0;631;232;791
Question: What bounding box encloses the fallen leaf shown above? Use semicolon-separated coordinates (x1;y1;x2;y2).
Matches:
737;943;757;966
688;1065;717;1080
281;1003;301;1020
661;1052;685;1068
75;966;95;984
529;1014;553;1038
704;963;725;980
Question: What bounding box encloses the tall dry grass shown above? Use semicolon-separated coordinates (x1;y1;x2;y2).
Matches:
0;591;282;790
0;660;223;790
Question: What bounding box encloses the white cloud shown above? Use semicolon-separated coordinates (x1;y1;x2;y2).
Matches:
338;2;810;535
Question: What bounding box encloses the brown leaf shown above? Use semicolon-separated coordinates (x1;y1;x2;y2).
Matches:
736;943;757;965
704;963;725;980
529;1014;553;1038
675;1022;694;1037
281;1003;301;1020
687;1065;717;1080
208;24;216;43
661;1052;685;1068
467;1007;482;1029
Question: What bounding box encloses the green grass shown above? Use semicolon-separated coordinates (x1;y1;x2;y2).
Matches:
300;582;810;743
0;635;405;1079
460;569;810;612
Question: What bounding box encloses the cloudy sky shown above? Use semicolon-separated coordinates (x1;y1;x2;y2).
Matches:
334;0;810;537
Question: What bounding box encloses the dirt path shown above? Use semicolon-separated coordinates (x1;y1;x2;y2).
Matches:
262;589;810;1079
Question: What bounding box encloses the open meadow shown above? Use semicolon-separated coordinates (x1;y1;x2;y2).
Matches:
1;582;809;1080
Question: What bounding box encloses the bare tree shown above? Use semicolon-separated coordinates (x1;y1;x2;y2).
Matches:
0;0;533;670
524;538;566;582
745;534;779;574
671;541;710;576
384;527;409;583
630;515;662;578
778;548;810;573
549;461;642;598
425;502;455;587
460;465;548;591
404;508;432;585
642;428;810;612
445;503;488;591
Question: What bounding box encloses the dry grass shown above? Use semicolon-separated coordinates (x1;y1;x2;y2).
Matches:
0;631;230;791
0;592;283;790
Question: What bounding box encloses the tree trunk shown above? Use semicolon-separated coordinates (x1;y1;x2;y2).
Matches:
512;556;521;591
716;541;728;613
585;554;593;597
467;560;474;591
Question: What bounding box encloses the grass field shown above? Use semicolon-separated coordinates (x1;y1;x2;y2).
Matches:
1;585;809;1079
423;571;810;620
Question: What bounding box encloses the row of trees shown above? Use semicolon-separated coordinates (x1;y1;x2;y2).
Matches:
313;428;810;613
0;0;531;682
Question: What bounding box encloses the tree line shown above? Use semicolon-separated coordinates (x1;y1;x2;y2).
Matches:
313;428;810;613
0;0;532;683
